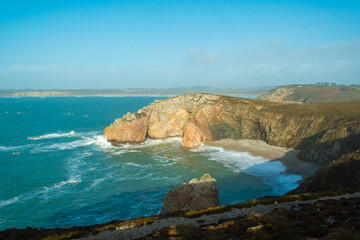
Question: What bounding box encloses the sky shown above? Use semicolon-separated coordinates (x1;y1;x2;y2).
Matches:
0;0;359;89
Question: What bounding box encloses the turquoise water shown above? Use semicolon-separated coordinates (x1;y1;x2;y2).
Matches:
0;97;301;230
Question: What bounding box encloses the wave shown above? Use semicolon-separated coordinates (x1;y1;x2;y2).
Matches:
27;131;76;140
121;137;182;149
91;135;114;149
0;196;20;208
44;179;81;190
0;145;22;151
32;140;93;153
197;145;302;194
0;178;81;209
124;162;143;168
30;134;113;153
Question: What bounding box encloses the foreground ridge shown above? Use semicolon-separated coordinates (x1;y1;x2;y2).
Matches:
80;192;360;239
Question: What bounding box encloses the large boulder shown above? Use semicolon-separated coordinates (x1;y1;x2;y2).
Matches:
160;174;220;215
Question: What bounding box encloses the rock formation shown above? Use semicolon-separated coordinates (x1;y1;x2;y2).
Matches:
258;87;294;102
160;174;220;215
104;93;360;164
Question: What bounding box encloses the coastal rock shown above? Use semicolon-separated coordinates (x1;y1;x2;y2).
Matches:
160;174;220;215
258;87;294;101
148;108;190;139
103;113;148;144
104;93;360;164
181;122;203;148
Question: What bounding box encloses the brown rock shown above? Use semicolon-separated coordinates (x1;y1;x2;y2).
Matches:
160;174;220;215
103;112;148;144
148;108;190;139
181;122;203;148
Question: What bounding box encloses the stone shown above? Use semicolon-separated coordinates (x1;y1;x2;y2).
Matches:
103;114;148;144
148;108;190;139
181;122;203;148
160;174;220;215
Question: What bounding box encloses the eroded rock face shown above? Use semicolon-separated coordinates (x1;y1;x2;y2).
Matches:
104;93;360;164
181;122;203;148
148;108;190;139
160;174;220;215
258;87;295;101
103;112;148;144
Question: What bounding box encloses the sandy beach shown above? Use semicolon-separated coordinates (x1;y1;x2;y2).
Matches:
207;139;320;179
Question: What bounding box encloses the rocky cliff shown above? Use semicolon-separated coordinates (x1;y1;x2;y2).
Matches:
104;93;360;164
160;174;220;215
289;150;360;194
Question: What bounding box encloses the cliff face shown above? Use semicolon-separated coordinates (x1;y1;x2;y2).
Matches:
289;150;360;194
104;93;360;164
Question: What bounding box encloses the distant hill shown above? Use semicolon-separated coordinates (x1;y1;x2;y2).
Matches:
0;87;271;97
258;83;360;103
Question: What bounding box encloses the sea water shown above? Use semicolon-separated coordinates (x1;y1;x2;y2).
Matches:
0;96;301;230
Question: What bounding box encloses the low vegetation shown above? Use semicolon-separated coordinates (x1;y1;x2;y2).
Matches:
259;83;360;103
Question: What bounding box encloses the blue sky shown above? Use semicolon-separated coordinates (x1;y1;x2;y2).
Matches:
0;0;359;89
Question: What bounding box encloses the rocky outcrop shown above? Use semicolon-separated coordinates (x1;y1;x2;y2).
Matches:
103;112;148;143
160;174;220;215
258;87;294;101
104;93;360;164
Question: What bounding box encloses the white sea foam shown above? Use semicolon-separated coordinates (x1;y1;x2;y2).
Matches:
124;162;143;167
32;140;93;152
0;145;21;151
198;144;302;194
91;135;114;149
0;196;20;208
45;179;81;190
90;177;107;188
27;131;76;140
30;134;114;153
121;137;182;149
0;177;81;208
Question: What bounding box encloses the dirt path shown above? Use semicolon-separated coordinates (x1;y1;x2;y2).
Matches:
79;192;360;240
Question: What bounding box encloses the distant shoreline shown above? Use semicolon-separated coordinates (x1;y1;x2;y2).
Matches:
0;87;271;97
0;94;261;98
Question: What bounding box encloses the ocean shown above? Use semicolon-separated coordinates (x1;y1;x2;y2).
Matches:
0;96;301;230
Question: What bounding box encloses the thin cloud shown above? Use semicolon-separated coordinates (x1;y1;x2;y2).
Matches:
187;47;220;64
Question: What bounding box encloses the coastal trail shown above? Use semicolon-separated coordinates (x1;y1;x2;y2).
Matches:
79;192;360;240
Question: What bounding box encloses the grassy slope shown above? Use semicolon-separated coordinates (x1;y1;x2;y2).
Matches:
284;86;360;103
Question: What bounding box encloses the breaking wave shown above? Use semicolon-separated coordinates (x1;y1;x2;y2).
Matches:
27;131;76;140
194;144;302;194
0;178;81;209
121;137;182;149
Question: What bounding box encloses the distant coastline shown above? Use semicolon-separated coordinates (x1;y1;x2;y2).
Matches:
0;87;271;97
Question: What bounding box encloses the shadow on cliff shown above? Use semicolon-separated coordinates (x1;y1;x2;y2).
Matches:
296;133;360;165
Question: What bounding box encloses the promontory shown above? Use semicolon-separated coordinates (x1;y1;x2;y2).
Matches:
104;93;360;165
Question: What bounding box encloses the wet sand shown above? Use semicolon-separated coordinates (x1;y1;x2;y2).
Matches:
207;139;320;179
